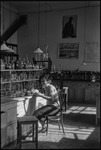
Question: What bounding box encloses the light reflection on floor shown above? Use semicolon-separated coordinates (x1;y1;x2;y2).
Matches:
38;105;96;142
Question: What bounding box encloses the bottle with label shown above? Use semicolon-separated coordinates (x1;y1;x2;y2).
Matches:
23;58;26;69
15;60;19;69
1;59;5;70
18;58;22;69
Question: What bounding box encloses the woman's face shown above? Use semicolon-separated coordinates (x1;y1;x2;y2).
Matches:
41;78;48;88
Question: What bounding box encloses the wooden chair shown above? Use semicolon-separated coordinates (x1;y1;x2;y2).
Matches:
45;89;65;135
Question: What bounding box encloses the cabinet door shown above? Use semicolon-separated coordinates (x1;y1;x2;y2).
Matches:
68;88;75;102
91;88;97;102
85;87;92;102
75;88;85;102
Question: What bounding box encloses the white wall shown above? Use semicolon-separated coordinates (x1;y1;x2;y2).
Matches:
1;2;100;72
18;5;100;72
1;2;18;44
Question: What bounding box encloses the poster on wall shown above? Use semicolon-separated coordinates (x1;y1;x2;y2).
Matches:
58;42;79;59
62;15;77;38
85;42;100;63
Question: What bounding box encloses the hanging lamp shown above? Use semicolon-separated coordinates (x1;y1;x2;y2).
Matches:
34;1;43;54
44;2;49;61
1;42;10;51
0;3;10;51
34;47;43;54
1;2;15;53
8;2;15;53
82;4;86;66
45;2;48;50
0;42;15;53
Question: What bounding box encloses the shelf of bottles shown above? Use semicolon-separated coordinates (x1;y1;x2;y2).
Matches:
50;70;100;82
0;58;43;98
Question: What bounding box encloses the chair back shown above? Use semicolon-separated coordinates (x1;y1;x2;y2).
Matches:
58;89;65;111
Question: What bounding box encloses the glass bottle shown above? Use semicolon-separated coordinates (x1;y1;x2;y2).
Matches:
15;59;19;69
18;57;22;69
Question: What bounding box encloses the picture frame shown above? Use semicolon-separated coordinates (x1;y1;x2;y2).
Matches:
58;42;79;59
62;15;77;38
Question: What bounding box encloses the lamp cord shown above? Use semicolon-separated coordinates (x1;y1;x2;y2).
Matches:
38;2;40;47
45;2;47;46
10;2;11;43
3;2;5;32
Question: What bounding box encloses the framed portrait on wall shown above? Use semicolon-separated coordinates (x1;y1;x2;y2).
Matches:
62;15;77;38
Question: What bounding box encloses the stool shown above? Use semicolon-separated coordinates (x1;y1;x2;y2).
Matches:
17;116;38;149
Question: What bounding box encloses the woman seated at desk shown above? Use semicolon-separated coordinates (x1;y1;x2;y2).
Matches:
31;74;60;131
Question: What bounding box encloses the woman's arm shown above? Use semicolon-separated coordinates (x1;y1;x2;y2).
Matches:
36;92;51;100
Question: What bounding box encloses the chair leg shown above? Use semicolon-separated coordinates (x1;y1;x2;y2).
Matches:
58;120;61;130
61;116;65;134
46;117;48;135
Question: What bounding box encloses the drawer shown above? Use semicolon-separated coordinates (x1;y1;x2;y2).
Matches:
75;88;85;102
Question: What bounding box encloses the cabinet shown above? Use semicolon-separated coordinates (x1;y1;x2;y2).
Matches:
63;81;100;103
1;100;17;148
85;83;100;103
1;69;43;147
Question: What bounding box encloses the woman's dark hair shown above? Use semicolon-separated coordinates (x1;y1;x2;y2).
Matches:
39;74;46;84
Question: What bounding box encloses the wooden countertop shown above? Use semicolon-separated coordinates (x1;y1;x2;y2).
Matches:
1;95;33;104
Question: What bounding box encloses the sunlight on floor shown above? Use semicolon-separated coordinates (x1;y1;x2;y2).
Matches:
67;105;96;115
39;105;96;143
39;125;95;142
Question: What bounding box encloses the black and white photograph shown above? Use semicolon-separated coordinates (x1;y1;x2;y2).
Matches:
58;42;79;59
0;1;100;149
62;15;77;38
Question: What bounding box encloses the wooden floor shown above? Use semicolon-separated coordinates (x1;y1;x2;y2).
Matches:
3;103;100;149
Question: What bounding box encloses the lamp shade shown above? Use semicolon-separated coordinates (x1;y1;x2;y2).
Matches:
0;43;10;51
7;48;15;53
82;60;87;66
0;43;15;53
34;47;43;54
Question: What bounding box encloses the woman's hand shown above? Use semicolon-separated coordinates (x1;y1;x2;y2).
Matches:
31;89;39;95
